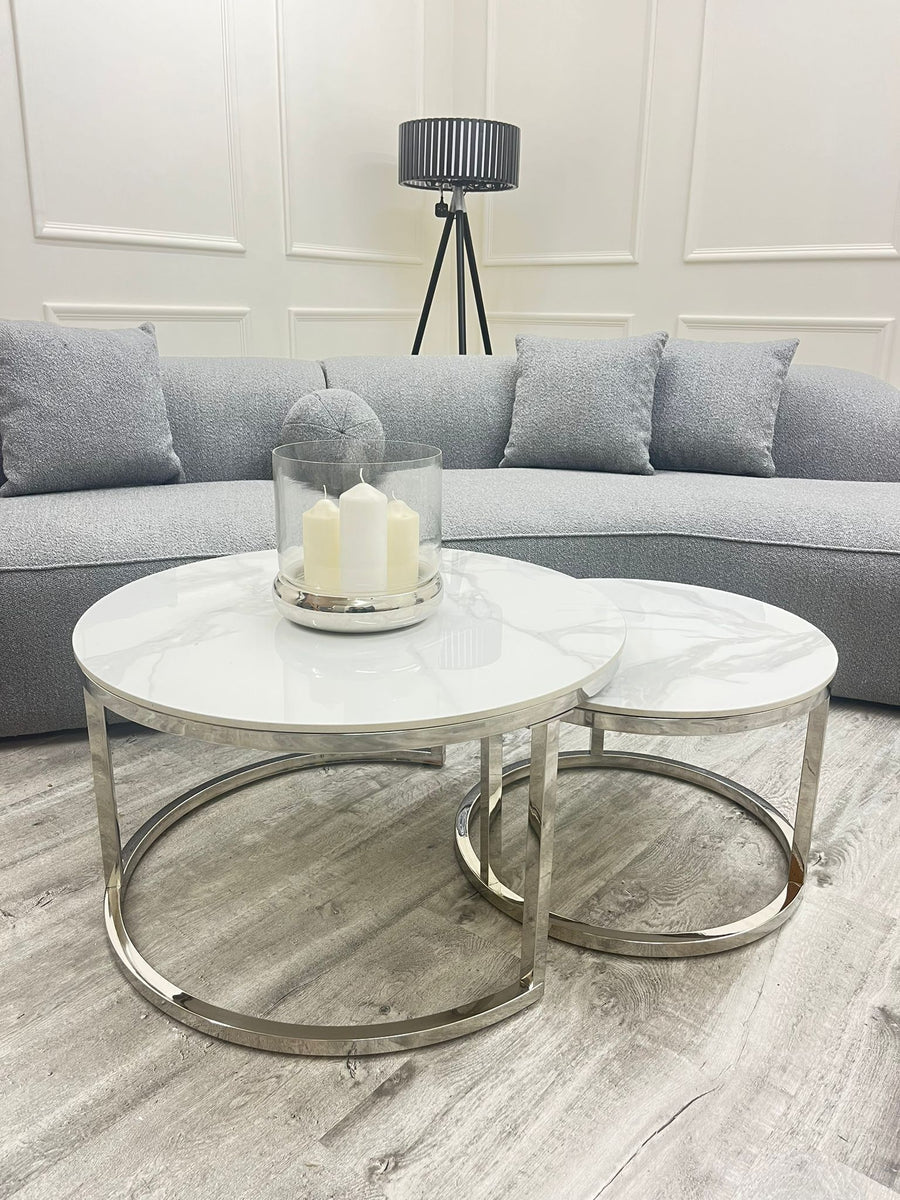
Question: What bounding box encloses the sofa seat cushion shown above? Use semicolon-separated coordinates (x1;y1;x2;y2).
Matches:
0;481;276;736
442;468;899;552
442;469;900;706
2;470;898;736
1;480;276;572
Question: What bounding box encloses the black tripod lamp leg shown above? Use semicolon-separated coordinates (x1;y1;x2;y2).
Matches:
455;209;467;354
462;212;492;355
412;213;455;355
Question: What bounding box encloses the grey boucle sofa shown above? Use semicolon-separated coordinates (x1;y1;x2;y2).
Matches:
1;354;898;737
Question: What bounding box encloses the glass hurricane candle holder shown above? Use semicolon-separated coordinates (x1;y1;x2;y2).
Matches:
272;440;443;632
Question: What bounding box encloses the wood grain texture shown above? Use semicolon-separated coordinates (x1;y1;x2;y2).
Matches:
1;699;898;1199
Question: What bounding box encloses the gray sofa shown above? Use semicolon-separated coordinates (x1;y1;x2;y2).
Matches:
1;354;898;737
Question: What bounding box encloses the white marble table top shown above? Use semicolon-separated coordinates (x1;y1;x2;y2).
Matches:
583;579;838;718
73;550;626;735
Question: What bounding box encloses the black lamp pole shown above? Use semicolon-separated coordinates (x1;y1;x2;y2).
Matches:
399;117;521;356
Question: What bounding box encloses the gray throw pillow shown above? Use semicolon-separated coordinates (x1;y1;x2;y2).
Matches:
501;332;669;473
280;388;385;461
0;320;183;497
651;338;799;477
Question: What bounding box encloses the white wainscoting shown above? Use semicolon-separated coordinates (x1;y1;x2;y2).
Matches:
482;0;657;265
676;316;896;379
288;308;419;360
278;0;427;263
11;0;244;252
43;304;251;356
1;0;898;379
683;0;900;261
485;312;633;355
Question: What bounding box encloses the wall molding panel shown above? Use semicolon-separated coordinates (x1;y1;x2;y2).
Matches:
12;0;245;253
2;4;897;374
277;0;426;264
685;244;900;264
43;303;251;355
486;312;633;353
288;307;419;359
683;0;900;263
482;0;657;266
677;314;896;379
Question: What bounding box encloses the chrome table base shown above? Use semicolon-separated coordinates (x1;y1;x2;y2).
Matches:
455;689;830;958
83;681;562;1057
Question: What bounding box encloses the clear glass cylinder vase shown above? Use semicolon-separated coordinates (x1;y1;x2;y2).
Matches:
272;440;443;632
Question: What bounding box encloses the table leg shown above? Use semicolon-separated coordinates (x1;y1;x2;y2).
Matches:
589;723;605;759
519;719;560;989
479;735;503;884
787;688;830;899
84;688;122;890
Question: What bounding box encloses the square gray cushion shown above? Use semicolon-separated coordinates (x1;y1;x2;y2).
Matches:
0;320;183;496
651;338;799;477
501;332;669;473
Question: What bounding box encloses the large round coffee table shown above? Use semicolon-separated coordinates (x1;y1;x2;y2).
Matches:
456;579;838;957
73;548;625;1056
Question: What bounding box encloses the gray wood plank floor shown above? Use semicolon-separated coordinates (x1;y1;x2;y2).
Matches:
2;700;898;1199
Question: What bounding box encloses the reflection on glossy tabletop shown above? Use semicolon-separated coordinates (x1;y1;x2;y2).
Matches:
584;578;838;717
73;550;626;732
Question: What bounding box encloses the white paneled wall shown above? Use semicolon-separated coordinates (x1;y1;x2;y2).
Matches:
483;0;655;266
0;0;453;358
14;0;243;252
463;0;900;383
278;0;427;264
684;0;900;261
1;0;898;380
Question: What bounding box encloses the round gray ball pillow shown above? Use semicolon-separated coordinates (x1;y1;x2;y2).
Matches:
280;388;385;462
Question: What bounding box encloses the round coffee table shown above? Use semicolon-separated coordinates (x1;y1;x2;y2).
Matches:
73;548;625;1055
456;579;837;957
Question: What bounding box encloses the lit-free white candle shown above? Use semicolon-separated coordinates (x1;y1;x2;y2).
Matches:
387;497;420;592
339;473;388;593
302;491;340;594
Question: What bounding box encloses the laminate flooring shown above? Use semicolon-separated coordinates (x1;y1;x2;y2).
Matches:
1;700;898;1199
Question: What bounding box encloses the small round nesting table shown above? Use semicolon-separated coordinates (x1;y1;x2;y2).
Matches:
456;579;838;957
73;548;625;1055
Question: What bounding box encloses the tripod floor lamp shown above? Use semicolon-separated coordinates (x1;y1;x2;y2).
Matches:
399;117;520;355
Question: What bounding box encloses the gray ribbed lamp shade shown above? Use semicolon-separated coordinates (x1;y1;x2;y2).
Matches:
399;118;520;192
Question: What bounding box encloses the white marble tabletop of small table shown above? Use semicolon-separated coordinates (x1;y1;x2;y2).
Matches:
582;579;838;719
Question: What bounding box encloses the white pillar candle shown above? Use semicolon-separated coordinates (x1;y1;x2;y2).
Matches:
339;476;388;594
387;498;420;592
301;494;340;594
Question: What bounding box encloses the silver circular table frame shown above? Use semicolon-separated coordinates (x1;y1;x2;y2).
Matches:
456;579;838;958
73;549;626;1056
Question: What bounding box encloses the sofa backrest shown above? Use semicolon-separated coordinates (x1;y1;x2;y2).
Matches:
162;356;325;482
772;364;900;482
162;354;517;480
322;355;517;469
160;352;900;486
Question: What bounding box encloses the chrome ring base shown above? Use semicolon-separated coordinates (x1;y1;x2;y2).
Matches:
272;571;443;632
456;749;807;958
107;752;542;1056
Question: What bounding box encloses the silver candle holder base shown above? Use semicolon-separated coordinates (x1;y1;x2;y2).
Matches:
273;571;443;633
